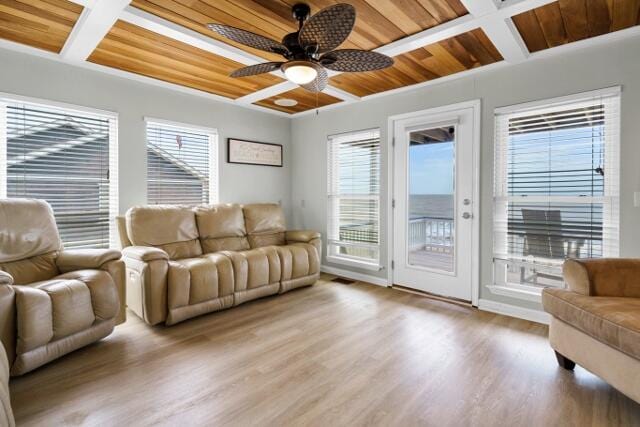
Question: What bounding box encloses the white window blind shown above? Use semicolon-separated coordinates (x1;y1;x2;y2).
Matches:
1;98;118;249
327;128;381;267
146;120;218;205
493;88;620;290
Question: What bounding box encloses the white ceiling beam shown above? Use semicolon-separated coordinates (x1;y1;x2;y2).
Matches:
61;0;131;63
459;0;499;17
323;86;360;102
119;6;263;66
235;81;298;105
497;0;557;17
461;0;528;63
375;14;478;57
477;14;529;62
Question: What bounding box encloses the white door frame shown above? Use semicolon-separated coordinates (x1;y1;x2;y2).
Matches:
386;100;481;306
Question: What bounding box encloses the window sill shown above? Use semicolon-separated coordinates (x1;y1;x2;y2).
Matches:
487;284;543;303
326;256;382;272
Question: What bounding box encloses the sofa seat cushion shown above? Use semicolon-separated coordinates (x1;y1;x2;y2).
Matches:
222;247;280;290
542;288;640;360
168;255;234;308
274;243;320;281
13;270;119;354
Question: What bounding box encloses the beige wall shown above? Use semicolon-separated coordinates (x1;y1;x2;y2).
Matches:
290;34;640;311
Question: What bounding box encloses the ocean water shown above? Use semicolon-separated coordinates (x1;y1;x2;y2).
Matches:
409;194;454;220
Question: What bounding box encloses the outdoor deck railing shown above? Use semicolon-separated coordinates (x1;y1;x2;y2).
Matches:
409;217;454;253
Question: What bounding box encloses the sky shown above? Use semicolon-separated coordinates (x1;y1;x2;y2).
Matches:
409;140;454;195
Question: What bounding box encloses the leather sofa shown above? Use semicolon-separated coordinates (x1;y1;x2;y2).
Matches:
543;258;640;403
0;199;126;376
0;341;13;427
118;203;321;326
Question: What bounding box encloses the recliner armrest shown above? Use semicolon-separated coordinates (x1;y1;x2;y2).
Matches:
0;272;12;286
286;230;321;243
122;246;169;262
563;258;640;298
56;249;121;273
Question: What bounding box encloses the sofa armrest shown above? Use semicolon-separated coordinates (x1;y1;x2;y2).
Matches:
563;258;640;297
56;249;121;273
286;230;321;243
0;272;12;286
122;246;169;262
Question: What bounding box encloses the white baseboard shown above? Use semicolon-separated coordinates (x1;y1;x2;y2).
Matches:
478;299;550;325
321;265;389;287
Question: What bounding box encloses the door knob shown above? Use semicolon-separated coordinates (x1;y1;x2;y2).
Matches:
462;212;472;219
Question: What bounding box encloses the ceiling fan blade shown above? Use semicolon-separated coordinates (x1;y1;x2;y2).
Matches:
300;65;328;93
207;23;288;55
299;4;356;54
320;49;394;72
230;62;284;78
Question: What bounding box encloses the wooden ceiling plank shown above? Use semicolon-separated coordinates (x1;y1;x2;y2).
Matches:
454;31;497;65
557;0;589;42
360;0;423;35
21;0;83;20
425;43;467;74
610;0;640;31
512;10;549;52
0;1;78;29
89;47;245;98
534;3;567;47
586;0;613;37
440;36;479;69
446;0;469;16
470;28;502;61
416;0;459;22
131;0;282;60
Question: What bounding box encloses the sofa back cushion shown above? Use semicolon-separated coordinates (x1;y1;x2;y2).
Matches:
243;204;286;248
195;204;250;253
126;205;202;259
0;199;61;264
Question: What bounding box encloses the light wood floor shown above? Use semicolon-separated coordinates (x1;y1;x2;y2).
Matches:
10;275;640;426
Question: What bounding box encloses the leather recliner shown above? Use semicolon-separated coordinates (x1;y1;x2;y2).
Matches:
0;199;126;376
118;203;321;326
0;319;14;427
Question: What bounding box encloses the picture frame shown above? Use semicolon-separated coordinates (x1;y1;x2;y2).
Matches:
227;138;283;167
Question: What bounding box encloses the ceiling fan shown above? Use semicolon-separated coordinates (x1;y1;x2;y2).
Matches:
207;3;394;93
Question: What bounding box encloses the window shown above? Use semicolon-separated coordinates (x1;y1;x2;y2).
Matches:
493;88;620;293
327;128;381;268
0;97;118;249
146;119;218;205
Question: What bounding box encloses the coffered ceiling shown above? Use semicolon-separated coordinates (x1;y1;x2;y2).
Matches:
1;0;639;117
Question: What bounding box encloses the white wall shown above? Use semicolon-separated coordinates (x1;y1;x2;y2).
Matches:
290;34;640;311
0;48;292;220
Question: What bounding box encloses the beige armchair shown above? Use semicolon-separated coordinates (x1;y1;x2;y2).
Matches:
0;199;126;376
0;338;14;427
543;258;640;403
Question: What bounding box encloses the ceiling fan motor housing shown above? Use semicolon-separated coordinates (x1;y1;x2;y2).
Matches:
292;3;311;23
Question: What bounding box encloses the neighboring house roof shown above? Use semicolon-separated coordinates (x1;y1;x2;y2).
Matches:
7;118;206;182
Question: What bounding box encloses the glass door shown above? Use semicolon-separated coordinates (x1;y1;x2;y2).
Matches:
392;103;478;302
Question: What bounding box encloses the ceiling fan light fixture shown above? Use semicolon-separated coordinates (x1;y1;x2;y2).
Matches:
282;61;318;85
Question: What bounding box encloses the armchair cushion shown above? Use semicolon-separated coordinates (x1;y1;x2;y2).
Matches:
0;252;59;286
286;230;321;243
564;258;640;298
542;288;640;360
122;246;169;262
56;249;121;272
0;199;61;263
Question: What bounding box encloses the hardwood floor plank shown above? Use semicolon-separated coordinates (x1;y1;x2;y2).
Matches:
10;277;640;425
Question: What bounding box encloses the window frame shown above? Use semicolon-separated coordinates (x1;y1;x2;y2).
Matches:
0;92;119;248
144;117;219;206
326;127;382;271
491;87;621;300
